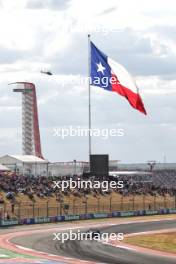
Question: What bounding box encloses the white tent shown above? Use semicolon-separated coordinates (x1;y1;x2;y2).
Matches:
0;155;49;176
0;164;10;171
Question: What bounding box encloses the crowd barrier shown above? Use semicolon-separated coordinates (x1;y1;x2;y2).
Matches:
1;208;176;226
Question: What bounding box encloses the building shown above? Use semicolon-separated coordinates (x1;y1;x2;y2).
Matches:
0;155;49;176
11;82;43;158
48;161;86;177
0;164;10;172
118;163;176;171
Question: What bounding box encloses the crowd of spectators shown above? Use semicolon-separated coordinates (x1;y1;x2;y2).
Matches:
0;169;176;204
153;169;176;188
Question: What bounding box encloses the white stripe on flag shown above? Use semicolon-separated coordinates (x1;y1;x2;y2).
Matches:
108;57;137;94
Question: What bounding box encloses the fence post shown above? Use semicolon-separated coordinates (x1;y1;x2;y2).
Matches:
0;203;4;221
60;200;63;215
33;201;35;218
46;201;49;217
18;202;21;220
97;197;100;212
73;199;76;214
154;195;156;210
109;195;112;213
120;195;124;211
57;204;59;216
164;195;166;208
85;197;88;214
143;194;146;210
3;203;6;220
132;194;135;211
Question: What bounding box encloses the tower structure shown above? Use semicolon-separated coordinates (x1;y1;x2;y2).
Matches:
12;82;43;158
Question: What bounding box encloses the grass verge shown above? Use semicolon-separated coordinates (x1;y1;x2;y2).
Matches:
124;232;176;254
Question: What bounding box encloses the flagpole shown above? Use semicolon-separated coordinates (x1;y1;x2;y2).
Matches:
88;34;91;165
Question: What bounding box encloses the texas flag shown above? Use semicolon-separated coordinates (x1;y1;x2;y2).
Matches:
90;41;147;115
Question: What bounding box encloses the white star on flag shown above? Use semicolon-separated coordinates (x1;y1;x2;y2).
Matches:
96;62;106;75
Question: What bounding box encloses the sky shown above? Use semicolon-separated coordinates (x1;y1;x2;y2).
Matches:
0;0;176;163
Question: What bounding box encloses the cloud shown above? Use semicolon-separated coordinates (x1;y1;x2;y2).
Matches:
0;48;30;64
26;0;71;10
97;6;118;16
2;24;176;79
47;27;176;79
0;0;176;162
1;69;176;162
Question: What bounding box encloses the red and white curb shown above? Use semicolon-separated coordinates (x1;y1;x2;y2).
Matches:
106;228;176;259
0;218;176;263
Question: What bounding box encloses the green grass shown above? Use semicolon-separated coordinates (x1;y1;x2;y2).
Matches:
125;232;176;254
0;248;37;259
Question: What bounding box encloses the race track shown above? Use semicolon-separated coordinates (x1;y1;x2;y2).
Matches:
11;219;176;264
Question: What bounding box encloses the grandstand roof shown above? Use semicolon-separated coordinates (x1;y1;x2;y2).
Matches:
109;171;152;176
0;164;10;171
0;155;48;164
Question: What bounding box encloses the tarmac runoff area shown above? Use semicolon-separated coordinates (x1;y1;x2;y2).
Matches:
0;215;176;264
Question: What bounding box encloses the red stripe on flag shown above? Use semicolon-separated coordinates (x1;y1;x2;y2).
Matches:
111;74;147;115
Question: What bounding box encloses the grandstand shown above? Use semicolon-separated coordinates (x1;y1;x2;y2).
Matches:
0;168;176;221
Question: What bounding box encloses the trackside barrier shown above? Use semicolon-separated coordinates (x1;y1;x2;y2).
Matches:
0;219;19;226
0;208;176;226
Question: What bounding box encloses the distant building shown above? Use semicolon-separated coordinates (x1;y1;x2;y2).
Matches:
1;155;175;177
0;164;10;172
118;163;176;171
12;82;43;158
0;155;49;176
48;161;86;177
